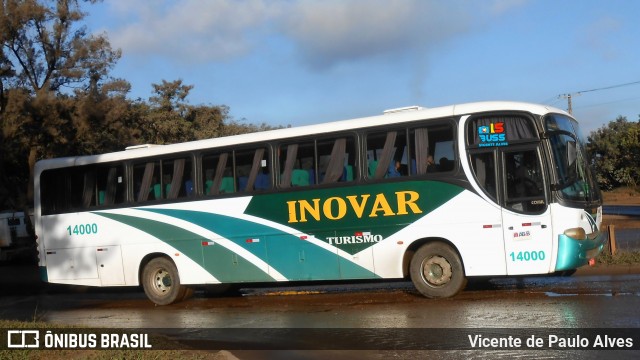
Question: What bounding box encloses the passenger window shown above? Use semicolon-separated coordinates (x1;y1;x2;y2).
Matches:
95;165;125;205
40;167;85;215
409;124;455;175
279;136;356;187
41;164;126;214
203;148;269;195
162;157;193;199
133;161;160;202
236;148;269;192
317;137;356;184
366;130;408;179
202;152;233;195
279;141;314;188
133;157;192;202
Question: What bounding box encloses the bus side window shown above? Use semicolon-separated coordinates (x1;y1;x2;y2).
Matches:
82;169;96;207
318;137;353;184
279;142;313;188
162;158;192;200
40;169;60;214
236;148;268;192
40;167;86;214
133;161;159;202
410;124;455;176
95;165;125;206
202;152;232;196
366;130;407;180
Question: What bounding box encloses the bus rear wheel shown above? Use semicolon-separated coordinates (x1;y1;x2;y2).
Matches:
410;242;466;298
142;257;187;305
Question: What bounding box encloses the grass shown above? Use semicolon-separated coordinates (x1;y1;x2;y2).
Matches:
602;186;640;205
596;250;640;265
0;320;223;359
601;187;640;264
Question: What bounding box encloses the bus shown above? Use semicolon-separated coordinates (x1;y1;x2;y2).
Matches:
34;101;605;305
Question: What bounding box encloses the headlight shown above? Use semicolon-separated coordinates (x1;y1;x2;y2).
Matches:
564;227;586;240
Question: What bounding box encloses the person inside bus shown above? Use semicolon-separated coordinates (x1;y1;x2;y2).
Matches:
387;160;402;177
438;157;453;171
426;155;438;172
514;151;541;197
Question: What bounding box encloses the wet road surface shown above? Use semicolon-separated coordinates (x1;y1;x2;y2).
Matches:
2;269;640;358
7;274;638;329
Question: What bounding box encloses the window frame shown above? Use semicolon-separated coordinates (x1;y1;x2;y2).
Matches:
200;144;272;197
363;118;457;182
275;132;359;189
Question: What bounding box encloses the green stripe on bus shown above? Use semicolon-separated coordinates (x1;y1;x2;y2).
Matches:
140;209;379;280
94;212;276;283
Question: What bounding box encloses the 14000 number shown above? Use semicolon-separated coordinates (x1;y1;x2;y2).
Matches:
509;250;545;262
67;223;98;236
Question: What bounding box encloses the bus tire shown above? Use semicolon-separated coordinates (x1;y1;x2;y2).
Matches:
142;257;187;305
410;242;467;298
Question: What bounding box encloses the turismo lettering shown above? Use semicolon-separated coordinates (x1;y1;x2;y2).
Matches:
327;233;383;245
286;191;423;223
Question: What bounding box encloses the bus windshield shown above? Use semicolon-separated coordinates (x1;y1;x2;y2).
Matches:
545;114;600;204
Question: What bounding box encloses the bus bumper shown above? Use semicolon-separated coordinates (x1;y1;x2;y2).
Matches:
555;230;607;271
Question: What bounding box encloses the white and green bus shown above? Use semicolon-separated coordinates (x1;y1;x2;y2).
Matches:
34;101;605;305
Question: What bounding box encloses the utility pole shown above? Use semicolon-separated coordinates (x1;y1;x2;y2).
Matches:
555;80;640;115
558;93;580;115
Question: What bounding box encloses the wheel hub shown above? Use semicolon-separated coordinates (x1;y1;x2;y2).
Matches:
153;269;172;293
422;256;452;286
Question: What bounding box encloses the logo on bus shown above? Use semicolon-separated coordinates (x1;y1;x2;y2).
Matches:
285;191;423;223
478;122;508;147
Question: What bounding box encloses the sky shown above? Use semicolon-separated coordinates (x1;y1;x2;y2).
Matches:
85;0;640;135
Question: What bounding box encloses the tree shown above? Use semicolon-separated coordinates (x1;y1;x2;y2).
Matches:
587;116;640;190
140;79;195;144
141;79;285;144
1;0;120;93
0;0;121;206
73;78;140;154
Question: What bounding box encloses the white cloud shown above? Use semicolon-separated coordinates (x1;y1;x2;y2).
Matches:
581;16;623;61
106;0;274;62
489;0;529;16
101;0;527;68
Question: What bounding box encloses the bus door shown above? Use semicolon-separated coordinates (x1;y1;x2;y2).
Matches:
499;145;553;275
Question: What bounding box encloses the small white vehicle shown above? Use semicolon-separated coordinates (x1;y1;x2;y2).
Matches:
0;211;34;261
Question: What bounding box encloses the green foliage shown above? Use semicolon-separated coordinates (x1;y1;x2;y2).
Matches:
587;116;640;190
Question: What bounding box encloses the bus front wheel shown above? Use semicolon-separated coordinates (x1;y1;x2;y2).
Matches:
142;257;188;305
410;242;467;298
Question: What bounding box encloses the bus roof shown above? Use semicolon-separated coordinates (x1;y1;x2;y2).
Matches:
35;101;568;172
